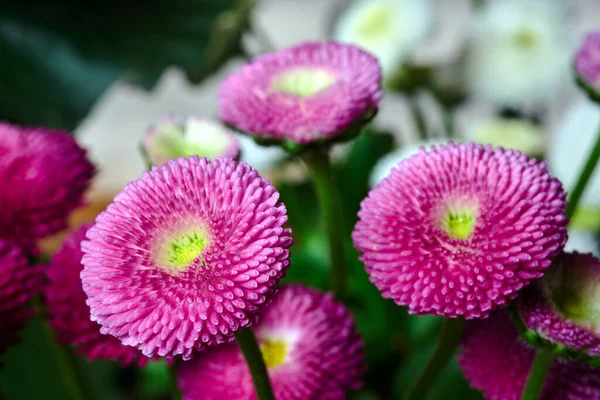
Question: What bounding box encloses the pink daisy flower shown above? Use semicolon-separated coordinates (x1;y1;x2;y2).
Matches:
575;31;600;102
81;157;292;359
178;284;364;400
44;224;151;366
459;311;600;400
0;240;40;354
0;122;95;246
518;252;600;360
142;116;240;167
218;41;382;148
353;143;568;319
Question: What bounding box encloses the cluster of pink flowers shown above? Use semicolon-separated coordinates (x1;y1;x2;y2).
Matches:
459;311;600;400
0;122;94;355
5;31;600;400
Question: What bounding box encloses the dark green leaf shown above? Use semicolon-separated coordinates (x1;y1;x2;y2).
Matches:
0;0;254;130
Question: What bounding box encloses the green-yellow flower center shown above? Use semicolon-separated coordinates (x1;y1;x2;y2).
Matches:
355;3;395;40
441;209;477;240
512;29;537;50
162;228;210;273
261;339;288;369
544;259;600;333
271;68;337;98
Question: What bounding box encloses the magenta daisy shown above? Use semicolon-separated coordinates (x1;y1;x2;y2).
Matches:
142;116;240;167
44;224;150;366
0;240;40;354
575;31;600;102
178;284;364;400
352;142;568;319
0;121;95;245
459;311;600;400
81;157;292;359
518;252;600;361
218;41;382;149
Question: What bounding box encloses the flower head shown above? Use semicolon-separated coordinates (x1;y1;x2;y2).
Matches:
575;31;600;102
45;224;150;366
218;41;382;150
178;284;364;400
353;143;567;318
334;0;433;77
0;122;95;245
518;252;600;361
0;240;40;354
466;0;570;108
81;157;292;359
142;116;240;167
369;139;449;188
459;311;600;400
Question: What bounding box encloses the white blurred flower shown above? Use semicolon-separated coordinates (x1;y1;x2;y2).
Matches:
466;0;571;108
549;98;600;207
467;116;544;157
238;134;286;174
565;229;599;256
369;139;450;188
334;0;433;77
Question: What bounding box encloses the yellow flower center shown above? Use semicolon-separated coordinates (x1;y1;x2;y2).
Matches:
439;202;479;240
355;3;395;40
261;339;288;369
512;29;537;50
271;68;337;98
162;228;209;273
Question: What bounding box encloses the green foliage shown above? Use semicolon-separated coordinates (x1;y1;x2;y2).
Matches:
0;0;253;130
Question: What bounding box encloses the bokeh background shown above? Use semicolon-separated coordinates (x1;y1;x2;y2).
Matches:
2;0;600;398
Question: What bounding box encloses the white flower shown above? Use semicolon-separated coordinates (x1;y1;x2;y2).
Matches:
334;0;433;77
369;139;450;188
565;229;599;257
238;134;285;173
466;0;571;108
467;116;544;157
549;98;600;207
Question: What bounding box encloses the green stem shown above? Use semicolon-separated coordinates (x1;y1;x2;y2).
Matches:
409;98;428;141
169;364;182;400
565;125;600;219
404;318;464;400
300;150;347;302
39;317;87;400
236;328;275;400
520;349;553;400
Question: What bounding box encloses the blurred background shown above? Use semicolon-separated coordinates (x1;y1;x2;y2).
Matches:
1;0;600;398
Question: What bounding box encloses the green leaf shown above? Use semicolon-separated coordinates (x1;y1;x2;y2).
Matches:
0;0;254;130
0;316;126;400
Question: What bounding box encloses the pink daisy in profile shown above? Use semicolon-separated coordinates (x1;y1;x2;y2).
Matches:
353;143;568;319
81;157;292;359
0;122;95;246
518;252;600;361
0;240;40;354
575;31;600;102
178;284;364;400
141;116;240;167
218;41;382;149
44;224;150;366
459;311;600;400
